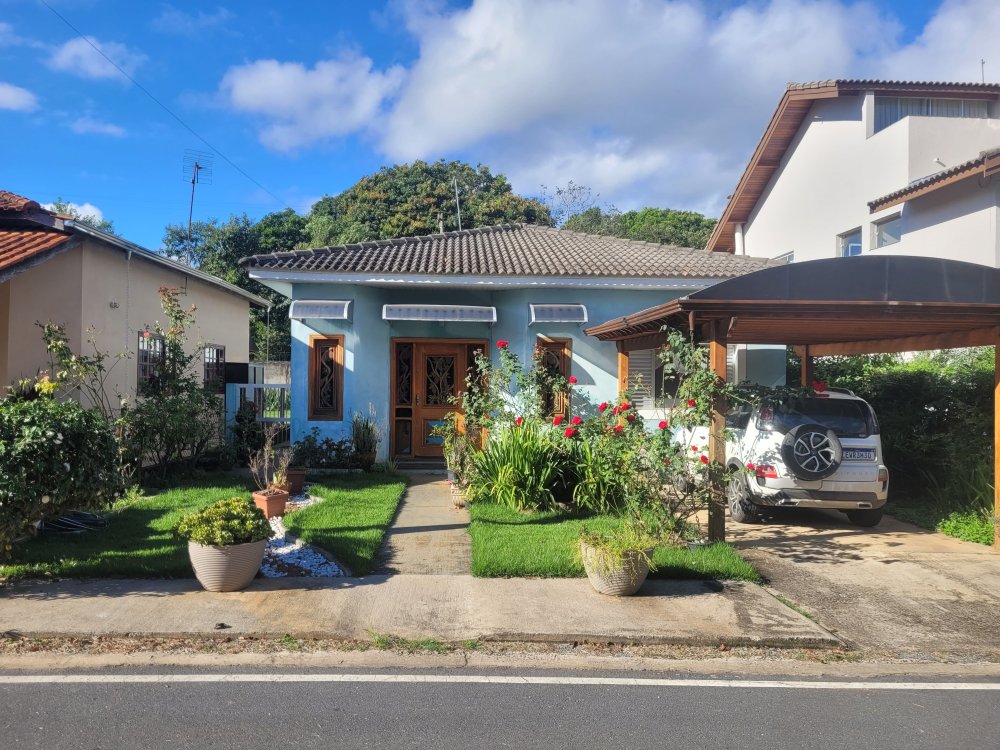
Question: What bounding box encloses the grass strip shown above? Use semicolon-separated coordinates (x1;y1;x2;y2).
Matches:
468;502;761;582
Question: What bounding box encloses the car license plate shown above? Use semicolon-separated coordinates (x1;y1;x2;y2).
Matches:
843;448;875;462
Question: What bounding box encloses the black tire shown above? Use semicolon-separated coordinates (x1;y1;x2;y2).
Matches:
780;423;843;481
846;508;883;527
727;473;759;524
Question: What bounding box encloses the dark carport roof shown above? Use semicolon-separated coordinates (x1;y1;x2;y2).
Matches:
586;255;1000;356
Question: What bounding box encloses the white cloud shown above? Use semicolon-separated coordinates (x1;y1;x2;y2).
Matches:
215;0;1000;216
151;6;235;36
71;116;127;137
42;201;105;223
0;81;38;112
0;21;44;49
219;54;405;151
48;37;147;80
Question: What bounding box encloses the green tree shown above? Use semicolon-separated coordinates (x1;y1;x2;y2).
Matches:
305;160;552;246
562;205;717;249
47;197;116;234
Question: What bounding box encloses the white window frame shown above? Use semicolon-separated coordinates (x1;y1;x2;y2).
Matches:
774;251;794;264
837;228;863;258
872;213;902;249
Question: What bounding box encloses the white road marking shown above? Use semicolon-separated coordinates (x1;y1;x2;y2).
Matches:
0;674;997;690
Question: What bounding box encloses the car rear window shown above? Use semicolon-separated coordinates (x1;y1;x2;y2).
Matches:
758;398;876;438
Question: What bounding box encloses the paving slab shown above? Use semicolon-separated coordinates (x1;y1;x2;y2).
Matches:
731;506;1000;653
377;474;471;575
0;574;838;648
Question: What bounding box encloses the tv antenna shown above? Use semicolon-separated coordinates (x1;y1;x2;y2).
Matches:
981;58;986;84
182;149;213;266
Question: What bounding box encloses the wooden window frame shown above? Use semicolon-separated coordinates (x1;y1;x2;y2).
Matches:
203;344;226;393
137;331;165;386
308;334;344;421
536;335;572;418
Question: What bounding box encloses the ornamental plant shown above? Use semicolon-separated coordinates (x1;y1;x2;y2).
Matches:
0;391;123;560
175;496;273;547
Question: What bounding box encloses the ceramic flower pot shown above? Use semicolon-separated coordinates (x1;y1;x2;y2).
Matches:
579;541;652;597
253;488;288;518
188;539;266;592
286;467;307;495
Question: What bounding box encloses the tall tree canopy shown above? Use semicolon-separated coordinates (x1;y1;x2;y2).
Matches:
305;160;552;246
47;197;116;235
562;206;717;249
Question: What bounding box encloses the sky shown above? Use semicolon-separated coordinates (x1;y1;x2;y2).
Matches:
1;0;997;249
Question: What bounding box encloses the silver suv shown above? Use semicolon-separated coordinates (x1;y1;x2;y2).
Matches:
723;389;889;527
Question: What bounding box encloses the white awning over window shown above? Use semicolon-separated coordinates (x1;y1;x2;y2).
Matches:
382;304;497;323
289;299;352;321
529;303;588;325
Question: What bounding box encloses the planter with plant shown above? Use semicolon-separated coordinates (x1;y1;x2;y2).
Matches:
175;496;274;592
352;408;382;470
248;424;289;518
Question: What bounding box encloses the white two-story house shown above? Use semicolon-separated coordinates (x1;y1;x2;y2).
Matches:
707;79;1000;266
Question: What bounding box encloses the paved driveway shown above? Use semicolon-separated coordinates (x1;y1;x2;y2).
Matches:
730;508;1000;656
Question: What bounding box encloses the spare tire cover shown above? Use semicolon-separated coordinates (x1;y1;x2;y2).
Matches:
780;423;842;481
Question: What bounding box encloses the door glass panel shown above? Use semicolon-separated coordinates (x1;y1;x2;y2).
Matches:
424;355;456;405
424;419;445;444
395;420;412;455
396;343;413;405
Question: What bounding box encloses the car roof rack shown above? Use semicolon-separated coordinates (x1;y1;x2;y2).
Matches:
823;386;856;397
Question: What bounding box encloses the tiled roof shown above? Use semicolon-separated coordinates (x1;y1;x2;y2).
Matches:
868;148;1000;212
241;224;777;279
787;79;1000;93
0;227;74;275
0;190;42;213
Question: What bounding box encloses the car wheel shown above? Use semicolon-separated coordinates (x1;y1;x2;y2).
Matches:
780;423;843;481
727;474;758;524
846;508;883;527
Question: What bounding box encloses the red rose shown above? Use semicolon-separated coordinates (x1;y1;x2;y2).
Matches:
664;457;671;465
564;427;576;438
568;375;577;384
620;402;630;412
700;455;709;464
687;399;696;407
658;420;668;430
745;462;755;471
571;415;582;425
614;425;624;433
626;413;635;423
612;406;619;415
598;402;608;413
515;417;523;426
483;414;490;420
691;445;699;452
553;415;564;426
496;340;509;349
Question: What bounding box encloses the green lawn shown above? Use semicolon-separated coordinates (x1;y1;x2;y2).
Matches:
468;502;761;582
0;472;408;580
284;474;407;575
0;475;253;580
888;501;994;546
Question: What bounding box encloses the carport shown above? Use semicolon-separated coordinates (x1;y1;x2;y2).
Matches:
585;255;1000;551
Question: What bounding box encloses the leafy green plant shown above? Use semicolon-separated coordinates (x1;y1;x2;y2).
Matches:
351;409;382;455
468;421;563;511
578;524;657;574
291;428;358;469
175;496;273;547
0;394;123;560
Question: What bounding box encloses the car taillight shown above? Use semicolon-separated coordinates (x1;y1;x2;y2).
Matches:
755;464;778;479
878;467;889;484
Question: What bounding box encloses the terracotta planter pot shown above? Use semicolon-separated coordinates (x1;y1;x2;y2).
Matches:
286;467;307;495
188;539;266;592
579;541;652;597
253;488;288;518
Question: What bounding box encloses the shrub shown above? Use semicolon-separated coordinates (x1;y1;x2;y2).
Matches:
469;421;564;511
0;395;122;559
292;428;358;469
175;496;273;547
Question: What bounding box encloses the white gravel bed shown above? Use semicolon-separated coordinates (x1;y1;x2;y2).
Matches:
260;486;347;578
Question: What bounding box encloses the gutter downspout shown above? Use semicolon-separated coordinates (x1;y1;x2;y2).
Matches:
734;223;745;255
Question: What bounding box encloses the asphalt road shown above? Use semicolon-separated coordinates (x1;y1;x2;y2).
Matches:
1;667;998;749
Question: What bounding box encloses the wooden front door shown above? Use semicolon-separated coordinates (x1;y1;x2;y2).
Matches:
412;342;466;457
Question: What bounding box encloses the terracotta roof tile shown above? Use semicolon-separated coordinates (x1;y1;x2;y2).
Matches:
241;223;777;279
0;190;42;213
0;227;74;274
868;147;1000;212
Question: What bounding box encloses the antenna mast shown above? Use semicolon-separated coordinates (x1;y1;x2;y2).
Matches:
982;58;986;84
452;177;462;231
182;149;214;266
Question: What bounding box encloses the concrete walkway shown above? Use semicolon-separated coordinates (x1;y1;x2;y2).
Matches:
377;474;471;575
0;575;837;648
731;507;1000;655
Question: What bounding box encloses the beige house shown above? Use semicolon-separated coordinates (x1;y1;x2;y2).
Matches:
0;190;267;406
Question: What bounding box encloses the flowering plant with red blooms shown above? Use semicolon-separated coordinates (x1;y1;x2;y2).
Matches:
614;424;624;433
626;413;635;423
598;402;608;413
496;340;509;349
553;415;564;426
568;375;577;384
564;427;576;438
687;399;696;407
700;455;708;464
658;420;668;430
571;415;582;425
515;416;523;426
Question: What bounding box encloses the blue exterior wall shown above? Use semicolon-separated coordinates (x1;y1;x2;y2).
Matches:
289;284;674;458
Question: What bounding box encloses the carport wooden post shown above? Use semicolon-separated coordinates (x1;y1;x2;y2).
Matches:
708;319;729;542
995;337;1000;553
801;345;814;387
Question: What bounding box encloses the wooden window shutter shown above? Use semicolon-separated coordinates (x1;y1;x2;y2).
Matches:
309;335;344;421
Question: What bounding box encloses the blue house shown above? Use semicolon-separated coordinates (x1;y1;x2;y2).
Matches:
241;224;779;461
